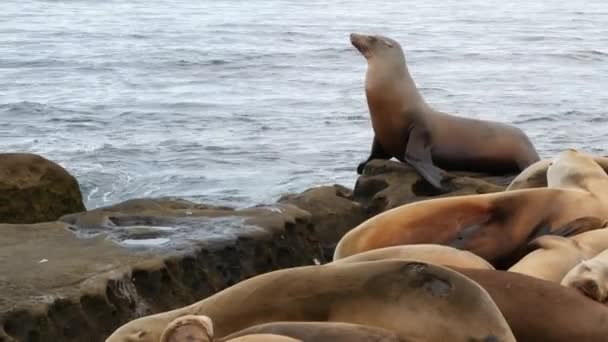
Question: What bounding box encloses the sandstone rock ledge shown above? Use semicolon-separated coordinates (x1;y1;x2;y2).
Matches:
0;160;513;342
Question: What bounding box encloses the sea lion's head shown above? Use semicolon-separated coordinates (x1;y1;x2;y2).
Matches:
561;259;608;304
547;149;607;190
350;33;404;63
160;315;214;342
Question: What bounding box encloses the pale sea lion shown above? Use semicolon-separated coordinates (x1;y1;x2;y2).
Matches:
225;334;301;342
508;225;608;282
330;244;494;269
350;32;540;190
561;248;608;303
455;267;608;342
334;149;608;268
106;260;515;342
219;322;405;342
160;315;213;342
506;156;608;190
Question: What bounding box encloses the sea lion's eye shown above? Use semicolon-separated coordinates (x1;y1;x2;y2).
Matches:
369;36;377;42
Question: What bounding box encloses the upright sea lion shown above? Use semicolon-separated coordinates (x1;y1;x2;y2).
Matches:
334;149;608;268
561;248;608;303
455;267;608;342
220;322;405;342
350;33;540;190
508;226;608;282
106;260;515;342
330;244;494;269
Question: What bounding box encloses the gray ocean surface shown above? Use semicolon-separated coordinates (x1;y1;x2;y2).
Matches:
2;0;607;209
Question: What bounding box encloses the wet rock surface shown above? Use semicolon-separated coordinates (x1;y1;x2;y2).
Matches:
0;160;512;342
0;153;86;224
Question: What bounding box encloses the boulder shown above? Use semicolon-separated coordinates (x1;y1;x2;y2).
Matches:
0;153;86;224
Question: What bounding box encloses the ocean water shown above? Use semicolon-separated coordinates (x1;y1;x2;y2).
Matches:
2;0;607;209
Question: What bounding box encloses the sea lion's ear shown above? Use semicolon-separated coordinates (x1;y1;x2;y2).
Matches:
379;37;394;48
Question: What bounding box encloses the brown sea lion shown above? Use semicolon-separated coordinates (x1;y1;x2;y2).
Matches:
330;244;494;269
334;149;608;268
350;32;540;190
508;226;608;282
561;248;608;303
106;260;515;342
506;156;608;190
456;267;608;342
220;322;405;342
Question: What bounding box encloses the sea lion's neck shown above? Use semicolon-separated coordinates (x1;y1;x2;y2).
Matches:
365;61;429;114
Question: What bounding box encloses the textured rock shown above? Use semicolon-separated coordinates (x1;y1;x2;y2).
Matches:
0;189;366;342
353;159;515;214
0;153;86;224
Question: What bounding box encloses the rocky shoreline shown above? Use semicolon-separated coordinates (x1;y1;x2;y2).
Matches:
0;153;514;342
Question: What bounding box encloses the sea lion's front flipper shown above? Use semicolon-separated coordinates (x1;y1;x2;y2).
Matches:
357;136;391;174
403;125;449;190
550;216;607;237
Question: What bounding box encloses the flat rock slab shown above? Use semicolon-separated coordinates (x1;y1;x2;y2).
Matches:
0;187;367;342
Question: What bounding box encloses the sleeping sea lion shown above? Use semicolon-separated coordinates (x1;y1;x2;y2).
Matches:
330;244;494;269
334;149;608;268
106;260;515;342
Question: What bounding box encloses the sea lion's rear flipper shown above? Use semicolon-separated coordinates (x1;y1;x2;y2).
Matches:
528;235;578;250
357;136;391;174
403;125;449;190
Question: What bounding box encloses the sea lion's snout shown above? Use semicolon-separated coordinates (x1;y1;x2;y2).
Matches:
350;33;372;58
160;315;214;342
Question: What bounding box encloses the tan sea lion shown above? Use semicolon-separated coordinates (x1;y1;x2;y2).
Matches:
561;248;608;303
350;32;540;190
160;315;213;342
106;260;515;342
330;244;494;269
507;226;608;282
506;156;608;190
225;335;301;342
334;149;608;268
455;267;608;342
220;322;405;342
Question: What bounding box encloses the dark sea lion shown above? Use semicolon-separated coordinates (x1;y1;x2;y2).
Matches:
334;149;608;268
106;260;515;342
350;33;540;190
456;267;608;342
219;322;405;342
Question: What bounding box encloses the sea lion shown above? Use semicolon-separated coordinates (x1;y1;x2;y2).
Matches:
455;267;608;342
330;244;494;269
508;225;608;282
220;322;405;342
506;156;608;190
350;32;540;190
160;315;213;342
225;335;301;342
561;248;608;303
106;260;515;342
334;149;608;268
